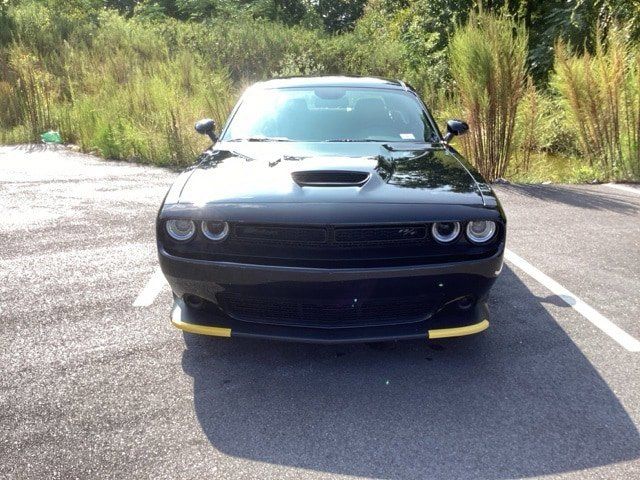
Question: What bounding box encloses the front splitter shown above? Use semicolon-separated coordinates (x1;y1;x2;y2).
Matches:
170;299;490;344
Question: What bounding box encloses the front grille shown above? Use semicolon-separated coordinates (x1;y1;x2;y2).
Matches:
235;224;326;244
164;221;502;268
218;292;436;328
335;225;427;244
234;224;428;248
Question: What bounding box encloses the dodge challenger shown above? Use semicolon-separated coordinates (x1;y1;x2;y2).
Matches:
157;76;506;343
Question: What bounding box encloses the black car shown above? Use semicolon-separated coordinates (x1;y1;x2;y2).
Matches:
157;76;506;343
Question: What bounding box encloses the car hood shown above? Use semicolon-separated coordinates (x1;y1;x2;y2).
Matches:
176;141;485;206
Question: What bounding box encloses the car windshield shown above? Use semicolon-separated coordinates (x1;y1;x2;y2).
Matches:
222;86;438;143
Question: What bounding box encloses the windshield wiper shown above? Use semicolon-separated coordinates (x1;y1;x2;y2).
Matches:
227;136;291;142
382;142;431;152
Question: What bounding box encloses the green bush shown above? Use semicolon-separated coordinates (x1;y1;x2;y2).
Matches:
571;164;606;183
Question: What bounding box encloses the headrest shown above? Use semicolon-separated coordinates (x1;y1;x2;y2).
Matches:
281;98;309;114
353;97;387;116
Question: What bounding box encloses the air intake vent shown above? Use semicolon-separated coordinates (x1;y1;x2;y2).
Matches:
292;170;370;186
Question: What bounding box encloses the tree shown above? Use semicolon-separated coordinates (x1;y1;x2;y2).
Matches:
315;0;367;32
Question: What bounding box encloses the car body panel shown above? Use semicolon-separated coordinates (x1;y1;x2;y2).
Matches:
252;76;408;90
175;142;485;207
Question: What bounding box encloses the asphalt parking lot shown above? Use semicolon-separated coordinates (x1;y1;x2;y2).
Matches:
1;144;639;479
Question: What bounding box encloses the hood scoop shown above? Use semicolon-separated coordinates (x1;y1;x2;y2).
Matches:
292;170;371;187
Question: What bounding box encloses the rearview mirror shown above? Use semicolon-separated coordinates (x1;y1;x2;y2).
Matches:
195;118;217;142
443;119;469;142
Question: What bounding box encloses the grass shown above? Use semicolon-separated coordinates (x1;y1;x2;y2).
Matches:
0;10;238;166
506;153;607;184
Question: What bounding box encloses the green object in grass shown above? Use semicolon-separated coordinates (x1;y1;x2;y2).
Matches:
41;130;62;144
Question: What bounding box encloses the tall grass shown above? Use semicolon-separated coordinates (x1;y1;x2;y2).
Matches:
553;27;640;180
0;3;408;166
0;9;238;166
449;10;528;181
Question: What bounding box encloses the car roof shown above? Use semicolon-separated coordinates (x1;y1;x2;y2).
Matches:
253;76;409;91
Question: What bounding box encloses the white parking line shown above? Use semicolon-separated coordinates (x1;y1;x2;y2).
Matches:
133;267;167;307
505;249;640;352
604;183;640;195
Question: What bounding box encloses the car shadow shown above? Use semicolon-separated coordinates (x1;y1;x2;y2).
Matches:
495;184;639;214
181;266;640;479
536;294;573;308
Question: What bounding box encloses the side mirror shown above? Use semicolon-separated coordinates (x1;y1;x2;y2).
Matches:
195;118;217;142
443;119;469;142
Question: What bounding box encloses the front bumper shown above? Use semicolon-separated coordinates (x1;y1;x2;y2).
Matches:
171;297;490;344
159;244;503;343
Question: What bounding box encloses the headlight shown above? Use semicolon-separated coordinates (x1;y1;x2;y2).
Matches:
165;219;196;241
431;222;461;243
201;221;229;241
466;220;497;244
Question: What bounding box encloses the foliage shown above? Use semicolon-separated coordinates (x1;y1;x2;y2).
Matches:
201;16;324;81
0;0;640;182
553;27;640;180
0;9;235;166
391;0;471;97
449;10;528;181
273;50;325;77
525;0;640;81
316;0;367;32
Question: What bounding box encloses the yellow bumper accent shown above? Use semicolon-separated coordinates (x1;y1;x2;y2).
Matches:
171;318;488;341
171;318;231;337
428;319;489;339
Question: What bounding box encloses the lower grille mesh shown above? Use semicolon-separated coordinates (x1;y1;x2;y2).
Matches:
218;293;436;328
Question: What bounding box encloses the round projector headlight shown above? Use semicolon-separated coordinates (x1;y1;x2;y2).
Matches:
165;219;196;241
466;220;497;244
201;221;229;241
431;222;461;243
